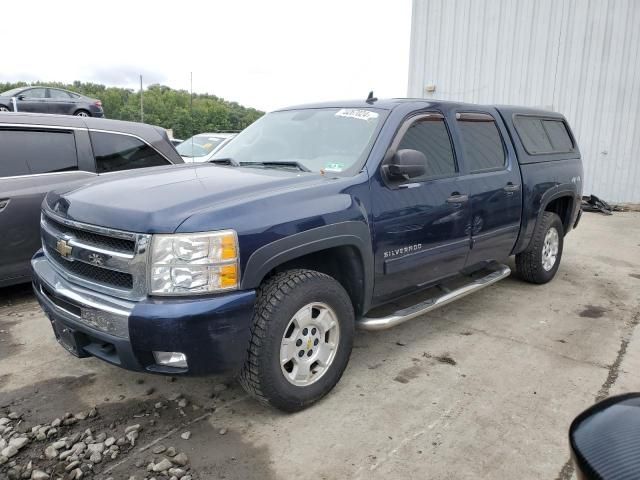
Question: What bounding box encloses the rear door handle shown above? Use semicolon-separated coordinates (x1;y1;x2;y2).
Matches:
504;183;521;193
0;199;9;212
446;194;469;204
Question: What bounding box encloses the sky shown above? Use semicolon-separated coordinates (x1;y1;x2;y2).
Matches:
2;0;412;112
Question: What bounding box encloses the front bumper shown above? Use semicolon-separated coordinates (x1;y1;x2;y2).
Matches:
31;251;256;375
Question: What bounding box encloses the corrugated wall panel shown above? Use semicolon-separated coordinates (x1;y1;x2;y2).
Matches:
408;0;640;203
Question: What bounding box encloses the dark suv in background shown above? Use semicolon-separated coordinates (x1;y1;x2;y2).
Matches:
0;87;105;117
0;113;184;287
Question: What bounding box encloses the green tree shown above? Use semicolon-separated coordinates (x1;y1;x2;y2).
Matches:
0;80;263;139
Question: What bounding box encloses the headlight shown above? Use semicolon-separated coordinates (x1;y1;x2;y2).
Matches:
150;230;239;295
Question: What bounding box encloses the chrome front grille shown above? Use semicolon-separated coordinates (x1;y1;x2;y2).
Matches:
41;211;151;300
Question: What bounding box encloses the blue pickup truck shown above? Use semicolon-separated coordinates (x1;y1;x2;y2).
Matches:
31;98;583;411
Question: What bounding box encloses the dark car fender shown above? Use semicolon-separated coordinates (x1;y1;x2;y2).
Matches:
240;221;374;312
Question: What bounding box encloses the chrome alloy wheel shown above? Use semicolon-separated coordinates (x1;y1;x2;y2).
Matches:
75;111;89;117
542;227;559;271
280;302;340;387
0;106;10;112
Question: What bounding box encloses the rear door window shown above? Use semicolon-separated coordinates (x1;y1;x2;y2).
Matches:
456;113;506;173
542;120;573;151
90;131;170;173
0;129;78;177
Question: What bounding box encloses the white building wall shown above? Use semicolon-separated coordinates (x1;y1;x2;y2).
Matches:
408;0;640;204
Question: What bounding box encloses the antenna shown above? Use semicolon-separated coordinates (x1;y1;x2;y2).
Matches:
366;91;377;104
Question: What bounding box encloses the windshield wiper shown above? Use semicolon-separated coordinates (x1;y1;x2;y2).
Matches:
209;157;239;167
239;161;311;172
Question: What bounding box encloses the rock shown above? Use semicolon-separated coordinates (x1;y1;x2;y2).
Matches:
168;468;186;478
165;447;177;457
30;470;48;480
52;440;66;450
172;452;189;466
62;418;77;426
170;477;178;480
7;412;20;420
2;446;19;458
134;458;145;468
89;452;102;464
105;437;116;447
0;455;8;465
35;432;46;441
74;412;88;421
87;407;98;418
44;446;58;459
151;444;166;454
7;466;21;480
0;418;10;426
46;428;57;439
126;431;139;446
124;424;141;434
153;458;173;472
63;413;73;419
177;399;188;408
116;437;127;446
0;438;6;449
182;476;192;480
65;461;80;472
180;431;191;440
94;432;107;443
145;387;155;395
87;443;104;454
50;419;61;428
218;428;227;435
68;468;83;480
68;433;81;445
154;402;164;409
9;436;29;450
71;442;86;453
167;393;182;401
58;449;73;461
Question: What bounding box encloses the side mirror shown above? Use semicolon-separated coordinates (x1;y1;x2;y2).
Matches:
569;393;640;479
17;95;25;100
384;149;427;181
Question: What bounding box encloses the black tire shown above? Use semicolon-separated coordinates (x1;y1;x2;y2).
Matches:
238;269;355;412
74;109;91;117
0;105;11;112
516;212;564;284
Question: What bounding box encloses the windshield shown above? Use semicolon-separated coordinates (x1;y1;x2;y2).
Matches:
211;108;383;174
0;87;24;97
176;134;228;157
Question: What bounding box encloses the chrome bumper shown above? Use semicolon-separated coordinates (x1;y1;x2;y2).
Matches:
31;253;134;339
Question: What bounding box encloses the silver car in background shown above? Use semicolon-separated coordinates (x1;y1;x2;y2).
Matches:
176;132;236;163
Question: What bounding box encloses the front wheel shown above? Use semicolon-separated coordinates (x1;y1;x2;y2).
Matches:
238;269;354;412
74;110;90;117
516;211;564;284
0;105;11;112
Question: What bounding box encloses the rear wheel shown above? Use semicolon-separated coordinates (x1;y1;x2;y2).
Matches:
516;212;564;284
0;105;10;112
74;109;90;117
238;269;354;412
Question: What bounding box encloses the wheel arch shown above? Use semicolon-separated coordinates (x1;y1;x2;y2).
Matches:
241;221;374;315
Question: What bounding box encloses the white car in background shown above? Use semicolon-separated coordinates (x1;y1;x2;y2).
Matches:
176;133;236;163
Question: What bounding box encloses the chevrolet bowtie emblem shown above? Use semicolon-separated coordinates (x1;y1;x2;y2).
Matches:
56;239;73;257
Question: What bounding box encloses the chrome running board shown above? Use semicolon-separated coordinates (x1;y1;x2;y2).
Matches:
357;263;511;331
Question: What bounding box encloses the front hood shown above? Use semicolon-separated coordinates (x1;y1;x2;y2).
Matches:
45;164;329;233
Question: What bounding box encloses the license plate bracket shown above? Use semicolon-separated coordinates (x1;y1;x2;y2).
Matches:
50;318;81;357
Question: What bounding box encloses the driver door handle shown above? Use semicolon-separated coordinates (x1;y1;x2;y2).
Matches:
0;198;9;212
446;194;469;204
504;183;521;193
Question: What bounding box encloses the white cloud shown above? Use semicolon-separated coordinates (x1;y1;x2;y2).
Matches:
2;0;411;111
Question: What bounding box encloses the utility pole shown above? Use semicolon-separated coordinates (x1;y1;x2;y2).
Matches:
140;75;144;123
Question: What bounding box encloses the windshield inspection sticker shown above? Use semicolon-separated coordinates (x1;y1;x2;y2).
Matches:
324;162;346;172
335;109;379;121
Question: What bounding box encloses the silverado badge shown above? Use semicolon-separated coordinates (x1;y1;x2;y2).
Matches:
55;239;73;258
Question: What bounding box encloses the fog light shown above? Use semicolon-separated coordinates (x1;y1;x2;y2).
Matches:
153;351;188;368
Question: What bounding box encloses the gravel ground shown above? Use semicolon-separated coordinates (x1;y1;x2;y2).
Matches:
0;212;639;479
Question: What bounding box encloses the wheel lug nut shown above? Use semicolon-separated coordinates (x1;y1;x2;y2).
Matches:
302;328;308;335
311;328;317;335
298;350;304;357
307;350;313;357
314;338;319;346
296;339;302;347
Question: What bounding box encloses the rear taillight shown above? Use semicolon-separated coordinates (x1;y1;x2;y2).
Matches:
95;100;102;108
